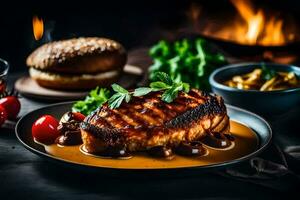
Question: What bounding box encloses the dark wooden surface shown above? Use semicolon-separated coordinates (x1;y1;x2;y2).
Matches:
1;72;300;199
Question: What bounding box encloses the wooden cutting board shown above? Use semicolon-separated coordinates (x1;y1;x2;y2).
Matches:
15;64;143;101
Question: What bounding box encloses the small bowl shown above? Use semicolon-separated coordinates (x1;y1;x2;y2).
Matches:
209;63;300;116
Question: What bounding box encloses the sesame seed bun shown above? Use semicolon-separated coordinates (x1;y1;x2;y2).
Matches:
26;37;127;90
26;37;127;74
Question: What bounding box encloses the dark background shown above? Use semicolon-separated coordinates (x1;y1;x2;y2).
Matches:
1;1;300;199
1;0;300;72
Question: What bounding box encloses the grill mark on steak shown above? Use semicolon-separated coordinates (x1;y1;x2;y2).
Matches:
140;103;166;122
81;89;229;151
118;102;166;128
111;109;138;127
144;96;176;118
94;116;112;128
210;114;226;130
216;116;230;133
84;90;225;131
120;103;158;126
130;94;192;125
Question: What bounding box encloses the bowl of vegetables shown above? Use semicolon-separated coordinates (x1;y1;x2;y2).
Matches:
209;63;300;116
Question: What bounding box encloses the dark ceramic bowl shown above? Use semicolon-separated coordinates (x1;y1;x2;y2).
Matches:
209;63;300;116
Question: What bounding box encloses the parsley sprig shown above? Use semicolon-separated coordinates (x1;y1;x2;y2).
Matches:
72;72;190;113
108;84;132;109
72;87;110;115
108;72;190;109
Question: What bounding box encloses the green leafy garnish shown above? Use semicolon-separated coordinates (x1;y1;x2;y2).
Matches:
133;87;153;96
108;84;131;109
108;72;190;108
149;38;227;90
261;64;276;81
109;72;189;108
73;72;190;113
72;87;110;115
153;70;174;85
149;81;169;91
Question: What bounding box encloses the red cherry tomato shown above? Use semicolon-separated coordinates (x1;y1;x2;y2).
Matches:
73;112;86;121
0;105;8;127
32;115;60;144
0;96;21;120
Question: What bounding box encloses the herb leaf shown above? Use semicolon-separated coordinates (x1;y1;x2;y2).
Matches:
161;85;179;103
149;81;170;91
133;87;153;96
75;73;191;112
159;79;188;103
125;93;131;103
154;72;173;85
182;83;190;93
108;93;126;109
72;87;110;115
111;83;128;94
108;84;131;108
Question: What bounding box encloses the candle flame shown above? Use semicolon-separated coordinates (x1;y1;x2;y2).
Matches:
32;16;44;40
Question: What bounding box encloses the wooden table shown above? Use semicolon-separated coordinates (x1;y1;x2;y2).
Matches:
0;73;299;199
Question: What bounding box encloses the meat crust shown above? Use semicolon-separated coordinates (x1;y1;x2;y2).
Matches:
80;89;230;153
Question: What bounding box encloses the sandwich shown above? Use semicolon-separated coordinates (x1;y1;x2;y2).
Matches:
26;37;127;90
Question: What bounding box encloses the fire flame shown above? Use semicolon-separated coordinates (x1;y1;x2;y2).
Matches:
231;0;285;46
32;16;44;40
189;0;295;46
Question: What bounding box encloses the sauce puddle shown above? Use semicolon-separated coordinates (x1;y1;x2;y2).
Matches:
44;120;258;169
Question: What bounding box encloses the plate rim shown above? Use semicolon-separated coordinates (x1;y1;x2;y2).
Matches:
15;101;272;172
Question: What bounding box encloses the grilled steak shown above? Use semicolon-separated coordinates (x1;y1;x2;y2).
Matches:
80;89;230;154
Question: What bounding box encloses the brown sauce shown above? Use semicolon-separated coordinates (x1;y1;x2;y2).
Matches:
80;145;132;159
43;120;258;169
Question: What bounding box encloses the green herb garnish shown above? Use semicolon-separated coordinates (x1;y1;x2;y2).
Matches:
72;87;110;115
109;72;190;108
108;84;132;109
72;72;190;113
262;64;276;81
149;38;227;90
